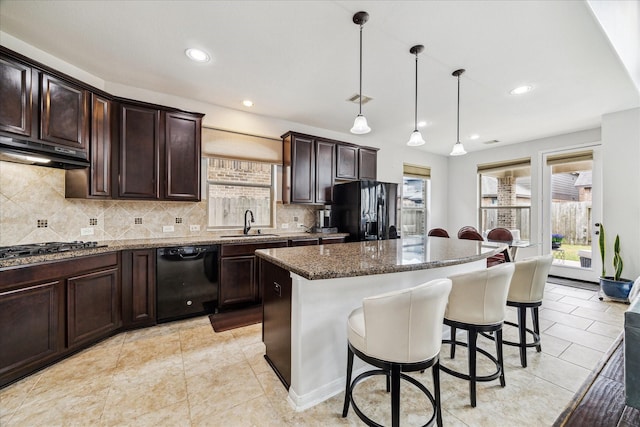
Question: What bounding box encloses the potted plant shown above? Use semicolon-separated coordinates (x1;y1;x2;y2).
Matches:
551;233;564;249
598;223;634;301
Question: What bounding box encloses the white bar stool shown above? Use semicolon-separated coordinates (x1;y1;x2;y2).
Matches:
341;278;452;427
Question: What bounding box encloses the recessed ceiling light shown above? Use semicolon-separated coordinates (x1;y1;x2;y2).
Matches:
417;121;427;128
469;134;480;140
185;48;210;63
509;85;532;95
242;100;254;107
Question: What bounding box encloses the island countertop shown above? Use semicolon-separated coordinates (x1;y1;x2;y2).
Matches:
255;236;506;280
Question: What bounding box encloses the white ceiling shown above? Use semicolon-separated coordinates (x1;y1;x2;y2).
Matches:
1;0;638;155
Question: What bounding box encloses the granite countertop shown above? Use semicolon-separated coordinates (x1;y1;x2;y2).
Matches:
255;236;507;280
0;232;349;269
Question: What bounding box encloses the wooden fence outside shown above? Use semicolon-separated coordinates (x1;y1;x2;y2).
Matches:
551;201;591;245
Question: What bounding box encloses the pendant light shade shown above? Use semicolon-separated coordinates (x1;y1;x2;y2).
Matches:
350;11;371;135
450;68;467;156
407;45;425;146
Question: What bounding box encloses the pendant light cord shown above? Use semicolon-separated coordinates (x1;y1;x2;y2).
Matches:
456;73;460;143
414;53;418;131
358;24;363;115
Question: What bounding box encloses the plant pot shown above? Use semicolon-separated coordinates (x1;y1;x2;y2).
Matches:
600;276;634;301
552;241;561;250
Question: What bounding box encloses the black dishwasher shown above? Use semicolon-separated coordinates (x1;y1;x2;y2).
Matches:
156;245;219;323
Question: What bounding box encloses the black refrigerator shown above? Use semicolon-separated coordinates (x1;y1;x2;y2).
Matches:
332;180;399;241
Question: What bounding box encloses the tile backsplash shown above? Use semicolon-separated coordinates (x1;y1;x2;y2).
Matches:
0;161;319;246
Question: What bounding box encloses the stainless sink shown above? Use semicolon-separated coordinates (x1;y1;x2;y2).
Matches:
220;234;279;238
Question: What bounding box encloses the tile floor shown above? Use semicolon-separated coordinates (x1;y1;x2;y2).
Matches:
0;283;626;426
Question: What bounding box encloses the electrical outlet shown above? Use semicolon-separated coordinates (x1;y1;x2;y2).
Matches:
80;227;94;236
190;225;200;232
281;223;289;229
163;225;174;233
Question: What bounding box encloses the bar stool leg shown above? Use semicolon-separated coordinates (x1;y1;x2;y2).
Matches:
532;307;542;352
391;364;401;427
518;307;528;368
342;346;354;417
468;329;478;407
496;328;506;387
450;325;457;358
433;360;443;427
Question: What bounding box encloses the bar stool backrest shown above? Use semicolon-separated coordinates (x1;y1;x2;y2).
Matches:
508;254;553;303
362;278;452;363
446;263;515;325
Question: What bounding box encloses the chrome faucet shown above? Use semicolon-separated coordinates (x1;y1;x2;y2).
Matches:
243;209;255;235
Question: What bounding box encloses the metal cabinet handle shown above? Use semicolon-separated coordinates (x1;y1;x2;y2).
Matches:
274;282;281;297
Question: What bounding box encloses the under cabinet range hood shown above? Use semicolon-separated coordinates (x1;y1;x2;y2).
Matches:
0;136;90;169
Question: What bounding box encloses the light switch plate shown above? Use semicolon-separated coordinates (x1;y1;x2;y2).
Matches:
163;225;175;233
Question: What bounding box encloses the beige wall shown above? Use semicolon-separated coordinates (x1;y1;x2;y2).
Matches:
0;161;318;246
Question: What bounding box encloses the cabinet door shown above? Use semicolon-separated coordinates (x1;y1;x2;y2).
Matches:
219;255;257;308
336;144;358;180
0;57;32;136
0;281;64;387
291;136;315;203
67;268;120;348
358;148;377;180
261;259;292;388
40;73;89;155
118;104;160;199
315;140;335;204
164;112;201;201
121;249;156;328
90;94;112;196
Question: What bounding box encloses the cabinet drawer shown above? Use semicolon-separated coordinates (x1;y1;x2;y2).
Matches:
288;238;319;247
320;236;346;245
221;240;288;257
0;252;118;292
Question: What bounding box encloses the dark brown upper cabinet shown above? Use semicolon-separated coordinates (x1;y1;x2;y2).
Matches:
0;56;33;137
282;131;378;204
358;148;377;180
40;73;89;157
282;132;315;204
336;144;358;180
65;93;112;198
315;140;335;204
117;103;161;199
163;111;202;201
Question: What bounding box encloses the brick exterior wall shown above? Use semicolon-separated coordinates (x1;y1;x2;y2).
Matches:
497;176;517;229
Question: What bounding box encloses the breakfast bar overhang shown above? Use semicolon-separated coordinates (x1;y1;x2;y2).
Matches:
256;236;506;411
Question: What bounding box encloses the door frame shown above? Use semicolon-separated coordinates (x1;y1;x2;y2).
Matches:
539;143;602;282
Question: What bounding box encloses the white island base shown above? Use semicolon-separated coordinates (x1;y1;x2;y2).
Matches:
286;259;485;411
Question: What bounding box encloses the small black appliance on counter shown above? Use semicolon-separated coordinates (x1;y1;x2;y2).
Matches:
332;180;399;241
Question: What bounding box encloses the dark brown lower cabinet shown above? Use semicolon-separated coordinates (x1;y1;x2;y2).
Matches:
219;241;288;310
261;258;292;388
0;280;64;387
220;255;256;307
121;249;156;328
0;252;120;387
67;268;120;348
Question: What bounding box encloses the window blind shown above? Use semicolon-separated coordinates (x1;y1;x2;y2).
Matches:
403;163;431;179
201;127;283;164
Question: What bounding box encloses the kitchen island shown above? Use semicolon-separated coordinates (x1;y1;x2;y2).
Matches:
256;236;506;411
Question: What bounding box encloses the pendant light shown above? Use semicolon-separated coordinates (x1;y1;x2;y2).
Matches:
350;11;371;134
450;69;467;156
407;45;425;146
